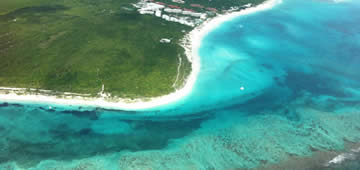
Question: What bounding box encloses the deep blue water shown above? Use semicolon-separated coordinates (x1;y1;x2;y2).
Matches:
1;0;360;169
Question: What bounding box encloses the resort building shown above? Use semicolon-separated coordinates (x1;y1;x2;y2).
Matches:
139;10;154;15
134;0;209;27
155;10;162;17
164;8;182;13
162;14;170;20
160;38;171;43
172;0;185;4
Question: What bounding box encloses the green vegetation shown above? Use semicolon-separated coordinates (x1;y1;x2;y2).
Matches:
0;0;264;98
161;0;267;12
0;0;51;15
0;0;191;98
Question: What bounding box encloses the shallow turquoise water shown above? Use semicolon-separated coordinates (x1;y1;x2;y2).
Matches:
1;0;360;169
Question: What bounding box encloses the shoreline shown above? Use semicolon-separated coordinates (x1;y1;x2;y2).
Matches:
0;0;281;111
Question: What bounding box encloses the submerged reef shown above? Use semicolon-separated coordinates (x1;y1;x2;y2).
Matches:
0;93;360;169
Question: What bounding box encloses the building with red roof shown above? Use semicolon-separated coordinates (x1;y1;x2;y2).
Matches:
155;1;166;5
206;7;218;12
168;5;181;9
190;4;204;8
183;8;195;12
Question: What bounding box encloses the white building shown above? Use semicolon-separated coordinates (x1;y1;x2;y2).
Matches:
185;21;195;27
172;0;185;4
200;13;207;19
139;10;154;15
179;18;186;24
181;11;204;18
141;2;164;11
162;14;170;20
133;0;201;27
155;10;162;17
164;8;182;13
243;3;252;8
182;11;192;15
190;12;202;17
169;17;179;22
160;38;171;43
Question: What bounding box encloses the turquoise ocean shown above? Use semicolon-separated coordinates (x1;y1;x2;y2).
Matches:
1;0;360;169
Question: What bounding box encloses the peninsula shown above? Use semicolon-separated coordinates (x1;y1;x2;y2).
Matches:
0;0;269;109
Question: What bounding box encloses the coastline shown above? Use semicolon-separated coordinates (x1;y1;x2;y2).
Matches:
0;0;281;111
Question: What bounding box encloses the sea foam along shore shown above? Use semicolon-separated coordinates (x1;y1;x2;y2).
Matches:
0;0;281;111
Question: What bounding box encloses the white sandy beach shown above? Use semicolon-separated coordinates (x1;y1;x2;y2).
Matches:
0;0;281;111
